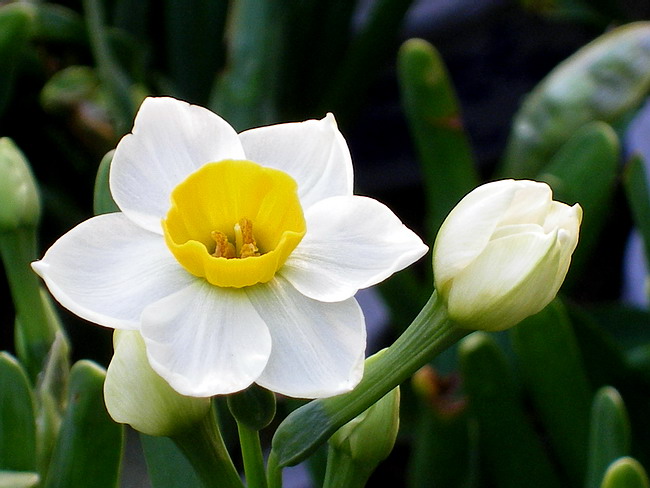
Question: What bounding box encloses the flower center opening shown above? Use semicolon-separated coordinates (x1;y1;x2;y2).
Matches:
162;159;306;288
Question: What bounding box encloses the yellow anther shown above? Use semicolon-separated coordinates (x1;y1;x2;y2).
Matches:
211;231;236;258
234;218;259;258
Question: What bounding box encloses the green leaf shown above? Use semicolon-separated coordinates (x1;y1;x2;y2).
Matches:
0;353;36;473
459;332;563;488
318;0;415;124
209;0;287;131
585;386;631;488
163;0;227;104
624;155;650;267
82;0;140;135
93;150;119;215
397;38;479;241
406;385;473;488
509;300;592;484
140;435;202;488
600;457;650;488
0;4;32;116
499;22;650;178
0;471;39;488
43;360;124;488
536;121;619;284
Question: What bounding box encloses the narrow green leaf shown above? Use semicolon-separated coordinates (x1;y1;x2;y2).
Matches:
43;360;124;488
93;150;118;215
499;22;650;178
209;0;286;131
459;332;563;488
0;4;31;116
536;121;619;283
624;155;650;266
29;3;86;44
318;0;415;124
585;386;631;488
277;0;358;118
140;435;202;488
0;353;36;472
397;38;479;241
82;0;139;134
407;393;472;488
600;457;650;488
163;0;228;104
510;300;592;484
0;471;39;488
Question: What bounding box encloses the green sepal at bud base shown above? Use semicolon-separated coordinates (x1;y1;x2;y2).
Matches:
227;384;276;431
0;138;40;231
103;330;211;437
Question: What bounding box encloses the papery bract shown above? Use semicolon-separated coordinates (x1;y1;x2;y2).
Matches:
433;179;581;331
32;97;428;399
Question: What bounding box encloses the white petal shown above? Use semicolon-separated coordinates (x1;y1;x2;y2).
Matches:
110;97;246;233
239;113;353;209
32;213;193;330
281;195;428;302
141;280;271;397
433;180;518;291
448;231;559;330
246;276;366;398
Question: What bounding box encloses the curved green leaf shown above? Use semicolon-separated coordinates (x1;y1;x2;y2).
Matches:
459;332;562;488
500;22;650;178
43;360;123;488
586;386;631;488
397;38;479;241
0;353;36;473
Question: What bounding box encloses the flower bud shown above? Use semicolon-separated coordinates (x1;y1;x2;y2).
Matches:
329;385;400;465
103;330;210;437
0;138;40;230
433;179;581;331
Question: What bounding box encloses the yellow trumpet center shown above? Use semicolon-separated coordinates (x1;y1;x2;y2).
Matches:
162;159;306;288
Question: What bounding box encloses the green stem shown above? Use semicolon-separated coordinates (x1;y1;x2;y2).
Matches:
0;227;55;381
266;451;282;488
172;407;244;488
271;291;470;467
237;422;267;488
323;448;372;488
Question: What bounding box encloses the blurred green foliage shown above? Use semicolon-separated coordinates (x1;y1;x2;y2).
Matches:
1;0;650;487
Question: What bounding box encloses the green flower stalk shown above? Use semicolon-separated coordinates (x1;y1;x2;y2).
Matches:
271;178;582;467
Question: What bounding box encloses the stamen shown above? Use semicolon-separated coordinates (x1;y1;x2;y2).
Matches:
234;218;260;258
211;231;236;258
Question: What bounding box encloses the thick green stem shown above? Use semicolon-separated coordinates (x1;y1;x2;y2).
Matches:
172;407;244;488
271;291;470;467
237;422;267;488
0;227;55;380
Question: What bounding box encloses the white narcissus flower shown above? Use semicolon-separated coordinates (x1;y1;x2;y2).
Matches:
32;97;428;399
433;179;582;332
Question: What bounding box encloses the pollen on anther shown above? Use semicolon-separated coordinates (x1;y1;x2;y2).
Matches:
211;231;235;258
235;218;260;258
